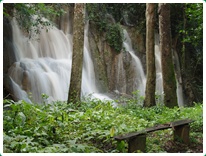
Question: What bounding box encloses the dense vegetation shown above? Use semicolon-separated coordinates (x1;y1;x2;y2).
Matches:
3;95;202;153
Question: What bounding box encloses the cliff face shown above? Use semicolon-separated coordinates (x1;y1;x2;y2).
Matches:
88;22;146;95
3;18;16;74
3;17;17;101
57;6;147;96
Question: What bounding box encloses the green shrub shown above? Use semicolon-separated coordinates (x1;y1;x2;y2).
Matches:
106;23;124;52
3;96;203;153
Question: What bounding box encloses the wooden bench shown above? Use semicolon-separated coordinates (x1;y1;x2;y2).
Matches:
114;119;194;153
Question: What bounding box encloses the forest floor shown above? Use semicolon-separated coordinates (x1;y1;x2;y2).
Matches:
164;138;203;153
3;99;203;153
148;128;203;153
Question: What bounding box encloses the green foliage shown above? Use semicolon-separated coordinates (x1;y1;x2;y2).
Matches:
3;3;66;34
86;4;124;53
106;3;146;30
3;96;202;153
106;23;123;52
86;4;107;32
117;141;126;152
181;3;203;47
183;3;203;103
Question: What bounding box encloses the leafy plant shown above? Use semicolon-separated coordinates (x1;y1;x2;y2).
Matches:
3;3;66;34
3;96;203;153
106;23;124;52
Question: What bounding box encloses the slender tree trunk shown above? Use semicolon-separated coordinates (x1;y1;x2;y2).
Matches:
144;3;156;107
159;3;178;108
67;3;85;104
182;3;186;76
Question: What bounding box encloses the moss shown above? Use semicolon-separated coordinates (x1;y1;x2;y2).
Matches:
105;24;123;53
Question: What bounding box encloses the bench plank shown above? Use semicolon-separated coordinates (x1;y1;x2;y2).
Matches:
114;123;171;141
170;119;194;127
145;123;171;133
114;130;146;141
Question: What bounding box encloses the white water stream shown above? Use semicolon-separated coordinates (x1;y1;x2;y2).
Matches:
122;29;146;96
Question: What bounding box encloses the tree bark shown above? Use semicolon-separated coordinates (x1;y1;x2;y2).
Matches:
67;3;85;104
144;3;156;107
159;3;178;108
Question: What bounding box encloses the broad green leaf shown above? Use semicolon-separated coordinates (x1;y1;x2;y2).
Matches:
110;127;115;137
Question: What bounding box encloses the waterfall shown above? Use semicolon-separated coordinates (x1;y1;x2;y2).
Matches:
82;21;114;102
173;49;184;107
9;18;72;103
155;33;164;103
116;53;126;93
122;31;184;106
81;21;98;96
7;18;113;104
122;29;146;96
6;16;184;107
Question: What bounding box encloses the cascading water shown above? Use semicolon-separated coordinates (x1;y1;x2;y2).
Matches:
116;53;126;93
6;15;184;107
122;31;184;106
155;33;164;103
81;21;98;96
8;19;72;103
122;29;146;96
7;17;113;104
173;49;184;107
82;21;114;102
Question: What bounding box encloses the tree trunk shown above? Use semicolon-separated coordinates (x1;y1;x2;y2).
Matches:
144;3;156;107
67;3;85;104
159;3;178;108
182;3;186;77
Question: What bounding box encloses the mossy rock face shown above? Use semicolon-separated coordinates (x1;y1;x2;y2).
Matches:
89;23;126;93
88;21;148;95
88;23;109;92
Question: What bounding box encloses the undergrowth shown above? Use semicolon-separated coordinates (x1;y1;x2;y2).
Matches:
3;95;203;153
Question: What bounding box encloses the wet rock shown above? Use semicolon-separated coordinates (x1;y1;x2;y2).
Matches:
3;17;16;74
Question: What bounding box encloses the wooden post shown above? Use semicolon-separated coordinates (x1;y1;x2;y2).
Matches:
173;124;190;144
171;119;193;145
128;134;146;153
